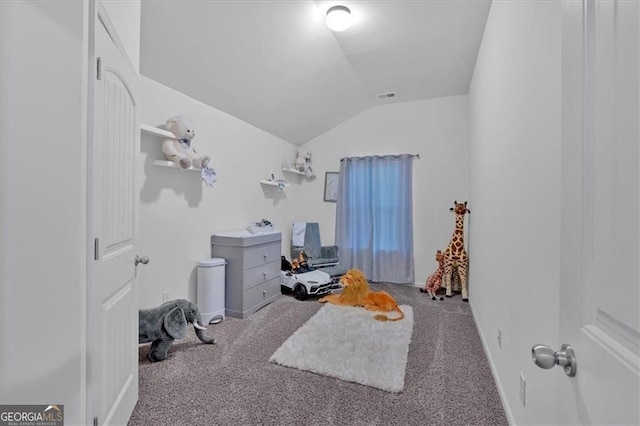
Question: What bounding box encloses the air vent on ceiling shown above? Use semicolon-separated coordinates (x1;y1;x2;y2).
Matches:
377;91;396;100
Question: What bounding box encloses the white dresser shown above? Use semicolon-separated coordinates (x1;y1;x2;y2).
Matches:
211;230;282;319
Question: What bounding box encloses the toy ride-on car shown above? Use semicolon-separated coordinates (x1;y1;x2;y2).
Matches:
280;255;342;300
280;269;342;300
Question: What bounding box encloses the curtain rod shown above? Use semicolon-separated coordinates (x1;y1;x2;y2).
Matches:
340;154;420;161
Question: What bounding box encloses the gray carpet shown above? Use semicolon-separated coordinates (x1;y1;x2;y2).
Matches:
128;283;508;426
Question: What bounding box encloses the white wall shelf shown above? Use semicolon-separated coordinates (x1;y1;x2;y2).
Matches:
152;160;201;172
282;167;305;176
141;123;175;139
260;180;289;188
142;124;202;172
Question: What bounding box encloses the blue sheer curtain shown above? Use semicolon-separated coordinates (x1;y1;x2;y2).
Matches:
335;154;414;283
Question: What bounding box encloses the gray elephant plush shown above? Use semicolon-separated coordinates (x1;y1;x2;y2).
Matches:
139;299;216;362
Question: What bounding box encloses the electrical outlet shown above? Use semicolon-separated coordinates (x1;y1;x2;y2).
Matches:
162;291;170;303
519;372;526;407
497;328;502;349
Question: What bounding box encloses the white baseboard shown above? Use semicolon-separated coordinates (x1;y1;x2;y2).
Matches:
469;304;515;426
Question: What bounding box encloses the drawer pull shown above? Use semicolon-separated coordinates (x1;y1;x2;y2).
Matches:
263;272;267;280
263;254;267;261
263;290;267;298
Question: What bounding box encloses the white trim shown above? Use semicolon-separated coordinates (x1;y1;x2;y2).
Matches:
470;304;515;426
96;0;134;70
0;0;5;400
86;2;97;423
79;1;90;424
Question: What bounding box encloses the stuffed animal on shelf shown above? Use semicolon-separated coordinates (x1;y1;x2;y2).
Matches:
162;115;210;170
420;250;445;300
139;299;216;362
295;147;315;178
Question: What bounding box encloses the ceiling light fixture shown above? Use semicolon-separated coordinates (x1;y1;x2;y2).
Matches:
325;5;352;32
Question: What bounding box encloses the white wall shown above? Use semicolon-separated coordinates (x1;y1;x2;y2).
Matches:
136;84;469;304
137;77;299;307
101;0;141;71
468;1;561;424
0;1;89;424
301;96;469;284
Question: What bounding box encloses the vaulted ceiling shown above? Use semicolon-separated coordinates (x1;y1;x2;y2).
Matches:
140;0;491;145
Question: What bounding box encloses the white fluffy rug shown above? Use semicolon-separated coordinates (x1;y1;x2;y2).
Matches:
269;303;414;393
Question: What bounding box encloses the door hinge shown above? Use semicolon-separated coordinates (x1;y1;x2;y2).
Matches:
93;417;98;426
94;238;100;260
97;57;102;80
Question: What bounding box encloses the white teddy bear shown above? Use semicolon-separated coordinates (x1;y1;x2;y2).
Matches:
162;115;210;170
295;147;315;178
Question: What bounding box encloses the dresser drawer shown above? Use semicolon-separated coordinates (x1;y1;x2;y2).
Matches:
243;277;281;310
243;243;281;270
212;230;282;319
242;260;279;291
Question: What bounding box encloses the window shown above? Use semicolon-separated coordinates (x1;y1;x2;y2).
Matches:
335;155;415;283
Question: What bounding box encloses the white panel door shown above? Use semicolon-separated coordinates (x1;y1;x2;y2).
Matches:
89;5;139;426
557;1;640;424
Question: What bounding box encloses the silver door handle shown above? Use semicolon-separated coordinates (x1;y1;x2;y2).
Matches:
531;343;577;377
135;255;150;266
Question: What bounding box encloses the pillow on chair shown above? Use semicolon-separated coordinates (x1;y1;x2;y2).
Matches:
291;222;339;268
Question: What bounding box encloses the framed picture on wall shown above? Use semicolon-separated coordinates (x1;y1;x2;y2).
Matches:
324;172;339;202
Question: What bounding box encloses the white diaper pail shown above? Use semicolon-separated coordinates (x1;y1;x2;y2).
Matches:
197;257;226;324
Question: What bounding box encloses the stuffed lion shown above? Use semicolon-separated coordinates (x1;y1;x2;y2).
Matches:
319;269;404;321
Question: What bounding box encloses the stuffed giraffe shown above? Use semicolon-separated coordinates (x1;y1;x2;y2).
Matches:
442;201;470;301
420;250;445;300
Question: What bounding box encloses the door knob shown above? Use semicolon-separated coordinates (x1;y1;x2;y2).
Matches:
135;255;150;266
531;343;577;377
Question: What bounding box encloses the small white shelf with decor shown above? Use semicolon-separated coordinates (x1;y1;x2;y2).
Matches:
282;167;305;176
141;123;200;172
152;160;201;172
141;123;175;139
260;180;289;188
